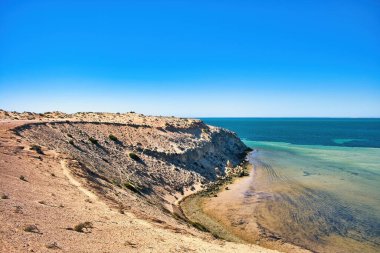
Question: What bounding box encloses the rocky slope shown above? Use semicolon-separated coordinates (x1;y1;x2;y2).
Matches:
0;110;277;252
11;111;247;211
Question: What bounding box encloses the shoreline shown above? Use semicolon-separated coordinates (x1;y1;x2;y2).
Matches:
179;154;311;253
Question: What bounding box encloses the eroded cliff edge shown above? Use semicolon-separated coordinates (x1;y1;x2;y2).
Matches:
2;111;280;252
8;111;248;217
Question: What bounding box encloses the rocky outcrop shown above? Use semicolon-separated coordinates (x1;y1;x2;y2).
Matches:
11;111;247;212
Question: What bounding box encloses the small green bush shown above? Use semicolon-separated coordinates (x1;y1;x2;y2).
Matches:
67;134;73;138
69;140;74;145
129;152;140;161
109;134;118;142
30;145;44;154
1;193;9;199
124;181;141;194
89;137;98;145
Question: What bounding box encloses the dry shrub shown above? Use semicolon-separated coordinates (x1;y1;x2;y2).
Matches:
74;222;93;233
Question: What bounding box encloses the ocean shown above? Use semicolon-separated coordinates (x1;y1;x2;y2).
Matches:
201;118;380;253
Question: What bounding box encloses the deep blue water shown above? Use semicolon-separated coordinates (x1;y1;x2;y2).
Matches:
201;118;380;148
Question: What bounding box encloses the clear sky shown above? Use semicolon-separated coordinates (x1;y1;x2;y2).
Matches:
0;0;379;117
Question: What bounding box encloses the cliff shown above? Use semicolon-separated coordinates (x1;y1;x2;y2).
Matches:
0;110;276;253
13;111;246;202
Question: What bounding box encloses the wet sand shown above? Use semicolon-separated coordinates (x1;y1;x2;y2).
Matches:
180;163;309;253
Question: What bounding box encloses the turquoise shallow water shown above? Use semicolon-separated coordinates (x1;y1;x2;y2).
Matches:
202;118;380;252
202;118;380;148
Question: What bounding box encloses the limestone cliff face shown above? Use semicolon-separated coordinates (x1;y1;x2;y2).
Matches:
12;112;247;209
0;112;277;253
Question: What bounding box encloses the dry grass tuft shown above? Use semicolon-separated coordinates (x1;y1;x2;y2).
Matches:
24;224;41;234
74;222;93;233
19;175;27;182
46;242;60;250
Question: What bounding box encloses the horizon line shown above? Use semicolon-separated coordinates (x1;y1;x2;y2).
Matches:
1;108;380;119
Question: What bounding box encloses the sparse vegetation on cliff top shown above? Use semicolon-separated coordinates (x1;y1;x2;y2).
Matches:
129;152;140;161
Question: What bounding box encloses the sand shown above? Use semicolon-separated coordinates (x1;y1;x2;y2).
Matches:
180;164;310;253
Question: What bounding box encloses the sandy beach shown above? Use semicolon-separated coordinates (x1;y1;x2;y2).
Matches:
180;162;310;253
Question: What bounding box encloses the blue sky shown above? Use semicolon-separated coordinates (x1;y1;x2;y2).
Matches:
0;0;379;117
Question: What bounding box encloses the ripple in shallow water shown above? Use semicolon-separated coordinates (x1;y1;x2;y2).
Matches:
247;147;380;253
